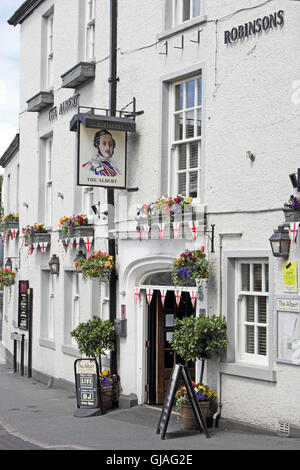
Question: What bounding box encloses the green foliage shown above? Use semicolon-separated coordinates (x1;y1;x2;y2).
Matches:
71;316;115;370
170;314;228;383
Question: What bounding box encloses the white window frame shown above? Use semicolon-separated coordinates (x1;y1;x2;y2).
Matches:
169;74;202;201
172;0;202;27
85;0;96;61
82;186;94;220
236;259;269;367
46;14;54;90
45;136;53;227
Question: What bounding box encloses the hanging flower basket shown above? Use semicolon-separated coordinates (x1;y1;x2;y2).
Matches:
75;250;114;282
58;214;90;239
0;213;19;241
21;223;49;245
0;268;16;300
283;195;300;222
171;248;210;287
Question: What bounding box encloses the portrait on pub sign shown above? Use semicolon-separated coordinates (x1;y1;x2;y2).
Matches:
78;125;127;188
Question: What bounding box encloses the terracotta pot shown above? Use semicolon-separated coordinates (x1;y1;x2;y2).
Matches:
181;401;210;430
101;385;113;411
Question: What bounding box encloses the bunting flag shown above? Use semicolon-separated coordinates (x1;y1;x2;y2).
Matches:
29;243;38;255
189;220;199;241
63;240;69;253
0;233;5;243
289;222;299;244
175;290;182;308
70;238;75;253
39;241;48;253
190;290;197;308
143;224;150;240
134;287;140;304
160;289;167;307
146;288;154;305
75;237;81;253
83;236;93;252
158;223;165;241
173;221;180;239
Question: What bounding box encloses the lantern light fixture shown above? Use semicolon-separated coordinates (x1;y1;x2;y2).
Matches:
269;224;291;258
5;257;12;271
49;254;60;275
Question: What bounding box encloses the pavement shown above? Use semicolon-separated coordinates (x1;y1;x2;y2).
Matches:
0;363;300;452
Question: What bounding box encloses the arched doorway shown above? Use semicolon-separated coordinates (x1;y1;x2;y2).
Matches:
141;272;196;404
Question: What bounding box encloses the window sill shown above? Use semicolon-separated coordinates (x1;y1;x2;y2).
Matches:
219;362;277;383
39;338;56;350
61;344;82;358
158;15;207;41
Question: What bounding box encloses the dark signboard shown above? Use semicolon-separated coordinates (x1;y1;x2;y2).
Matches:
156;364;210;440
74;358;103;417
18;281;30;330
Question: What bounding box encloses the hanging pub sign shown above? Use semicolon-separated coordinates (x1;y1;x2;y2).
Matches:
18;280;30;330
77;123;127;189
74;358;103;417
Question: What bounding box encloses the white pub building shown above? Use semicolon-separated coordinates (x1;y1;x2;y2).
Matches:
1;0;300;435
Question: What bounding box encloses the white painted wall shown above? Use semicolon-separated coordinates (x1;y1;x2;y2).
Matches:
2;0;300;432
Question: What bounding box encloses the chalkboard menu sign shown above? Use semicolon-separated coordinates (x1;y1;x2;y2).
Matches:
74;358;103;417
18;281;30;330
156;364;210;439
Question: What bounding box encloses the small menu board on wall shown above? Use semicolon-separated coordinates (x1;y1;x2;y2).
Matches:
18;281;30;330
276;296;300;365
283;261;297;293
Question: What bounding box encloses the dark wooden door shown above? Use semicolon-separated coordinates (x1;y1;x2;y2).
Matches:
156;291;195;404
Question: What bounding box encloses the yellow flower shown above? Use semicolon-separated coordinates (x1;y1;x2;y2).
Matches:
105;261;111;267
187;197;193;203
102;369;109;376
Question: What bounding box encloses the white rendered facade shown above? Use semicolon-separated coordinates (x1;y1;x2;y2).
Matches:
1;0;300;434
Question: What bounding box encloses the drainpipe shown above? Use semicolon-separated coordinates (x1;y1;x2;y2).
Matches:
108;0;118;375
213;231;243;427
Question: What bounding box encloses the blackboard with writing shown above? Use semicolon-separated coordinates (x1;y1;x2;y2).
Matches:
156;364;210;439
74;358;103;417
18;281;29;330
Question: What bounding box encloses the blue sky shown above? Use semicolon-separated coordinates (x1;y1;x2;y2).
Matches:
0;0;24;157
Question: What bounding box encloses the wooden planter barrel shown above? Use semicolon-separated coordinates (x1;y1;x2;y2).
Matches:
181;401;210;430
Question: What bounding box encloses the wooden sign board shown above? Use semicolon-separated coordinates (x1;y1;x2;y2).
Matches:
156;364;210;440
74;358;103;417
18;281;30;330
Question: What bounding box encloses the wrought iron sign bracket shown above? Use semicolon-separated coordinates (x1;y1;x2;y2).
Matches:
197;224;215;253
174;35;184;50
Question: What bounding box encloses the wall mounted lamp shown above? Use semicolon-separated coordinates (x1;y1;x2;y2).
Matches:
289;169;300;192
49;254;60;275
5;256;20;271
269;224;291;258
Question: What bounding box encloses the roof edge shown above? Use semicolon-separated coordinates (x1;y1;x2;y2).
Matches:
0;134;20;168
8;0;45;26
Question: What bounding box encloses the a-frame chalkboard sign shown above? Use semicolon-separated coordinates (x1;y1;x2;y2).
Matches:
156;364;210;439
74;358;103;417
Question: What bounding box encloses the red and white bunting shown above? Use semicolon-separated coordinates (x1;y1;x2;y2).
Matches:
75;237;81;253
158;223;165;241
189;290;197;308
175;290;182;308
289;222;299;244
136;226;142;242
83;236;93;252
0;233;5;243
160;289;167;307
189;220;199;241
146;288;154;305
173;221;180;239
11;229;18;239
134;287;140;304
39;241;48;253
62;240;69;253
143;224;150;240
69;238;74;253
29;243;38;255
